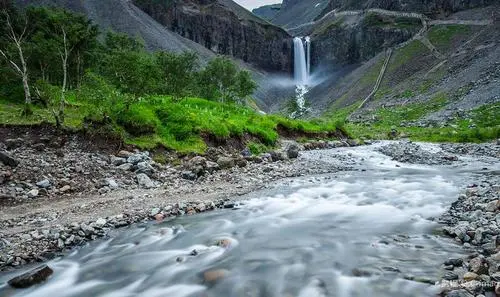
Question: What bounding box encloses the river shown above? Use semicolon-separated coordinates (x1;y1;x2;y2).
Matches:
2;142;497;297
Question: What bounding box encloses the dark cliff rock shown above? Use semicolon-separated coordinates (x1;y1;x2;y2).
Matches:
134;0;293;73
317;0;497;19
252;3;281;21
310;14;420;69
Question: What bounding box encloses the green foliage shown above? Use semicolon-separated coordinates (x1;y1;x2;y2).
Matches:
197;57;257;103
248;142;269;155
363;13;421;30
98;32;162;96
156;51;198;99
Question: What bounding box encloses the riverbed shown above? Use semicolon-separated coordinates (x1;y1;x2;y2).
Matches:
1;142;498;297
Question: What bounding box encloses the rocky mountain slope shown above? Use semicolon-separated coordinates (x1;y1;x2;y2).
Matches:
308;6;499;128
317;0;498;19
133;0;293;73
271;0;330;29
252;3;281;21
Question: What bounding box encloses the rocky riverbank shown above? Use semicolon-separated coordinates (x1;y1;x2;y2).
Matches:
377;141;500;296
0;130;357;271
437;174;500;296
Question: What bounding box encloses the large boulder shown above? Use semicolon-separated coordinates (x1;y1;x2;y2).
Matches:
217;157;235;169
8;265;54;288
5;138;23;150
185;156;207;176
286;143;300;159
136;173;154;188
0;151;19;167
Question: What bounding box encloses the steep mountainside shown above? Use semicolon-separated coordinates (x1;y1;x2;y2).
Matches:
15;0;215;60
252;3;281;21
133;0;293;73
317;0;498;19
307;6;499;131
271;0;330;29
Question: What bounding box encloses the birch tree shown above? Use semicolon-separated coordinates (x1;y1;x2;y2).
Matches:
0;10;32;115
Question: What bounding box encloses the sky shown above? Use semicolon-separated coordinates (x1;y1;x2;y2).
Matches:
234;0;281;10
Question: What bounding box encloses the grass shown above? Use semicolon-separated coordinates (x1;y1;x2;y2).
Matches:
328;95;498;143
427;25;471;52
387;40;428;73
0;96;344;154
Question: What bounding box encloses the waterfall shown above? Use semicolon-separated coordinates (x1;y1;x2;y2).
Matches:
305;36;311;78
292;36;311;118
293;37;308;85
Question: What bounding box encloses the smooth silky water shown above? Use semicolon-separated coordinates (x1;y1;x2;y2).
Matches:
2;143;496;297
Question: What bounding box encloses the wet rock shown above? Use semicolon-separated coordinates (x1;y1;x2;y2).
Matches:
215;239;232;248
469;257;488;275
463;272;479;281
223;202;235;209
217;157;235;169
444;289;474;297
154;213;164;222
0;151;19;167
352;268;373;277
203;269;228;283
443;271;459;280
8;265;54;288
444;258;463;267
136;173;154;188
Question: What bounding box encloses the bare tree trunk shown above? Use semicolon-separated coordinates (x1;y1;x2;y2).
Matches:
57;27;69;127
0;11;31;115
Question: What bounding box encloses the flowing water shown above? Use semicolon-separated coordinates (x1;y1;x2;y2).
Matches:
293;37;309;85
2;143;497;297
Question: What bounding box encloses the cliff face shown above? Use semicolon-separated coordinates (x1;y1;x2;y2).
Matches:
307;14;421;70
311;23;418;69
318;0;497;19
134;0;293;73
